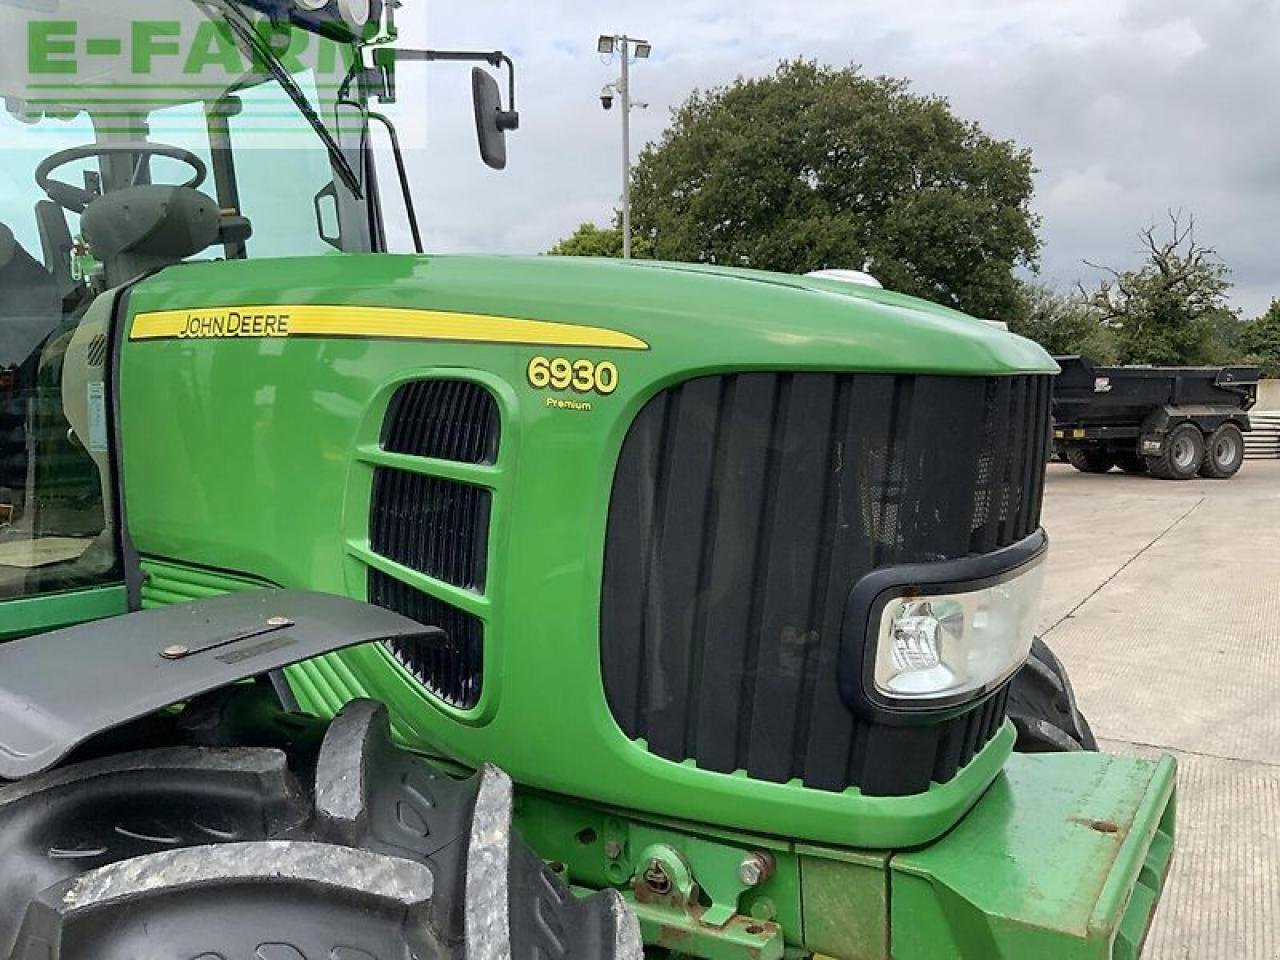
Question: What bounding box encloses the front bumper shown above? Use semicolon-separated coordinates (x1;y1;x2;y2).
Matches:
890;750;1176;959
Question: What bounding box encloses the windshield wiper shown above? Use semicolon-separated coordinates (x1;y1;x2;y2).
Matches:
203;0;363;197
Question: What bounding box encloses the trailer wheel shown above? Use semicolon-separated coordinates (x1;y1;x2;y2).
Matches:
1199;423;1245;479
0;700;642;960
1007;638;1097;753
1114;453;1148;474
1145;423;1204;480
1065;447;1115;473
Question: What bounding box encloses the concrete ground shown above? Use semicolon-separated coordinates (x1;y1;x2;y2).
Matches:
1039;458;1280;960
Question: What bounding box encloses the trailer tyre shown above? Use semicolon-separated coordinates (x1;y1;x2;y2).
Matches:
1145;423;1204;480
0;700;642;960
1008;638;1097;753
1199;422;1245;479
1065;447;1115;473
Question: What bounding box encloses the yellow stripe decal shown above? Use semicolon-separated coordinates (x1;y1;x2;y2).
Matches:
129;305;650;351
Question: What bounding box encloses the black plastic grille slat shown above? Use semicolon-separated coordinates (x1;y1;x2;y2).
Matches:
1028;377;1051;529
369;469;491;592
602;372;1051;797
368;379;499;712
382;380;500;465
369;570;484;709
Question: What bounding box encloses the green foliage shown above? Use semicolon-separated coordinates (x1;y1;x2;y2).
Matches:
1240;299;1280;376
624;59;1040;322
1081;213;1240;366
1008;282;1118;362
548;222;625;258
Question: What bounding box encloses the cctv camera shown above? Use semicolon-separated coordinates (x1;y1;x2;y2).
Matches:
601;94;614;111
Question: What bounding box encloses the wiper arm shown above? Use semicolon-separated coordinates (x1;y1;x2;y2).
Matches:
206;0;363;197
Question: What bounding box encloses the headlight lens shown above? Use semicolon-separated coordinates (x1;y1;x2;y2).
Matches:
873;557;1045;703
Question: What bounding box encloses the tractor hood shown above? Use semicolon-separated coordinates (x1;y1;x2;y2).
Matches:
133;253;1056;377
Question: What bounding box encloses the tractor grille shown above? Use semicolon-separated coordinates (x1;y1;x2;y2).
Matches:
370;469;491;591
382;379;500;464
369;569;485;709
600;372;1051;796
366;379;498;711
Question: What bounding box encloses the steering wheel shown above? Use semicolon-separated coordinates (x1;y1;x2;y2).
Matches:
35;143;209;214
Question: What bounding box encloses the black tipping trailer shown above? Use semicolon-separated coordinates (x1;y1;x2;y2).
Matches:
1052;356;1260;480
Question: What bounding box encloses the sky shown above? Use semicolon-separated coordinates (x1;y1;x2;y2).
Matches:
387;0;1280;318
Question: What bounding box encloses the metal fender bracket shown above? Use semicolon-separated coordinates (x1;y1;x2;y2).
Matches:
0;590;442;781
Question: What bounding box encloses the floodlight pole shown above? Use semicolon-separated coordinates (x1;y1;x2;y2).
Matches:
620;37;632;260
601;34;649;258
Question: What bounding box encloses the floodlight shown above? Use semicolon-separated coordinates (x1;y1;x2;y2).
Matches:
634;41;652;59
598;35;616;55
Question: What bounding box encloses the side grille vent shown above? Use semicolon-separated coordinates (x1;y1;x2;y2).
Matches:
601;372;1051;796
382;380;500;464
370;570;484;709
366;378;499;713
370;469;491;591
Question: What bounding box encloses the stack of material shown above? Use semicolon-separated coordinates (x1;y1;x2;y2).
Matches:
1245;409;1280;460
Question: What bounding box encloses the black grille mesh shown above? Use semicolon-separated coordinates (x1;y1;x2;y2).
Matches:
601;372;1051;796
382;380;500;464
367;379;498;712
370;469;490;591
370;569;484;709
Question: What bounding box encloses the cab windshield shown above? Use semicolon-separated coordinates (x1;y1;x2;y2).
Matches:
0;0;379;602
0;0;378;273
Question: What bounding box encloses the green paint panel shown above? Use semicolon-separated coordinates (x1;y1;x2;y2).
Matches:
797;848;890;960
0;585;127;641
891;751;1177;960
119;252;1052;850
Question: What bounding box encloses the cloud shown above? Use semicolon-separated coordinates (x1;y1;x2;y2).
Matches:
393;0;1277;317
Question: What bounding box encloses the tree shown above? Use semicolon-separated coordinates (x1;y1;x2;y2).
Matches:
1081;212;1240;365
547;221;653;259
548;222;623;258
1008;282;1118;362
1241;299;1280;377
620;59;1040;322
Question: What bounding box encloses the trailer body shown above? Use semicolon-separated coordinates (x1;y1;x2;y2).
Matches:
1052;355;1260;479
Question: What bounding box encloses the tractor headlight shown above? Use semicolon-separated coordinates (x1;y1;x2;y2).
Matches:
873;561;1044;701
840;531;1047;718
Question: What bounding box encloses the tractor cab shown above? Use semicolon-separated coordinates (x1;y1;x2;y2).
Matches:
0;0;514;622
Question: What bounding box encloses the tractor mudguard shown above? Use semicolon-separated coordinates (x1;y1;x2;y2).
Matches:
0;590;440;780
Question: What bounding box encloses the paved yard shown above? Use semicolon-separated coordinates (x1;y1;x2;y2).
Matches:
1039;459;1280;960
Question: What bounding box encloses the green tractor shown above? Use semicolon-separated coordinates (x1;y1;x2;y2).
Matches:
0;1;1174;957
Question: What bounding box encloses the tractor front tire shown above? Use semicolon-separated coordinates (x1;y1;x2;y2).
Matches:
1199;422;1245;479
1146;423;1205;480
1066;447;1115;474
1008;638;1097;753
0;700;641;960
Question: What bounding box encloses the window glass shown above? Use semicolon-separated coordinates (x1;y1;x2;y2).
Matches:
0;0;381;601
0;0;378;601
226;77;350;259
0;222;119;599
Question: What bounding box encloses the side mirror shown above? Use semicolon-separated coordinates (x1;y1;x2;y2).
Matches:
472;68;520;171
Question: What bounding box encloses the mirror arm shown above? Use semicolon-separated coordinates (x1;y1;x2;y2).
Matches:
374;48;519;125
